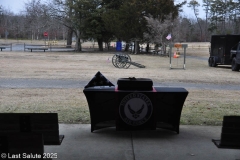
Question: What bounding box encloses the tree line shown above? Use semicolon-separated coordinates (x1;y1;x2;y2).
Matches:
0;0;239;52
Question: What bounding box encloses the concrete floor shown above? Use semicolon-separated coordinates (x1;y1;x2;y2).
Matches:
45;124;240;160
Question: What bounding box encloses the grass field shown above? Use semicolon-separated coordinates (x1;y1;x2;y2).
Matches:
0;41;239;125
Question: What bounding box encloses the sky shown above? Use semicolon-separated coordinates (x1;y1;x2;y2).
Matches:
0;0;205;18
0;0;27;14
179;0;205;18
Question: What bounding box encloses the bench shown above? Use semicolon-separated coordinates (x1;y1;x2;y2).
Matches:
49;44;75;51
24;44;48;52
0;113;64;145
0;43;12;51
152;49;162;55
27;48;48;52
0;47;6;51
148;47;159;55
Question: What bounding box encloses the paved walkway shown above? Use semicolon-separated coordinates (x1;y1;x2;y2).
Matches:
1;78;240;90
45;124;239;160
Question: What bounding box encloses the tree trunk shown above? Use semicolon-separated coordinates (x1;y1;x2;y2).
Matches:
77;37;82;51
146;43;149;53
105;42;110;51
125;42;129;51
75;30;82;51
134;41;139;54
97;38;103;51
66;28;73;48
163;43;167;55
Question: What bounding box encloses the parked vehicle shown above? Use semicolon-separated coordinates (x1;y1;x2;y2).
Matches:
230;42;240;71
208;35;240;71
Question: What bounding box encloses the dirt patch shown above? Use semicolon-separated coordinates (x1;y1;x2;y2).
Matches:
0;46;239;125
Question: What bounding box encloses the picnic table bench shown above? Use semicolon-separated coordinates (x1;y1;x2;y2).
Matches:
27;48;48;52
0;43;12;51
24;44;48;52
152;49;162;55
0;47;6;51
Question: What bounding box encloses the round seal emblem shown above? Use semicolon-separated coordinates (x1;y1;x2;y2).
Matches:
119;93;153;126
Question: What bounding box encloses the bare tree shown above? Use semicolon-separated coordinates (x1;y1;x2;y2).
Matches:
24;0;50;41
0;7;16;39
48;0;83;50
188;0;203;41
202;0;211;41
144;15;174;54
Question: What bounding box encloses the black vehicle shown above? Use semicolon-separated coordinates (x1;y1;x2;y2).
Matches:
230;42;240;71
208;35;240;71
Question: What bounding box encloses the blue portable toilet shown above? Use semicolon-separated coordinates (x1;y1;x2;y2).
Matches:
116;41;122;51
